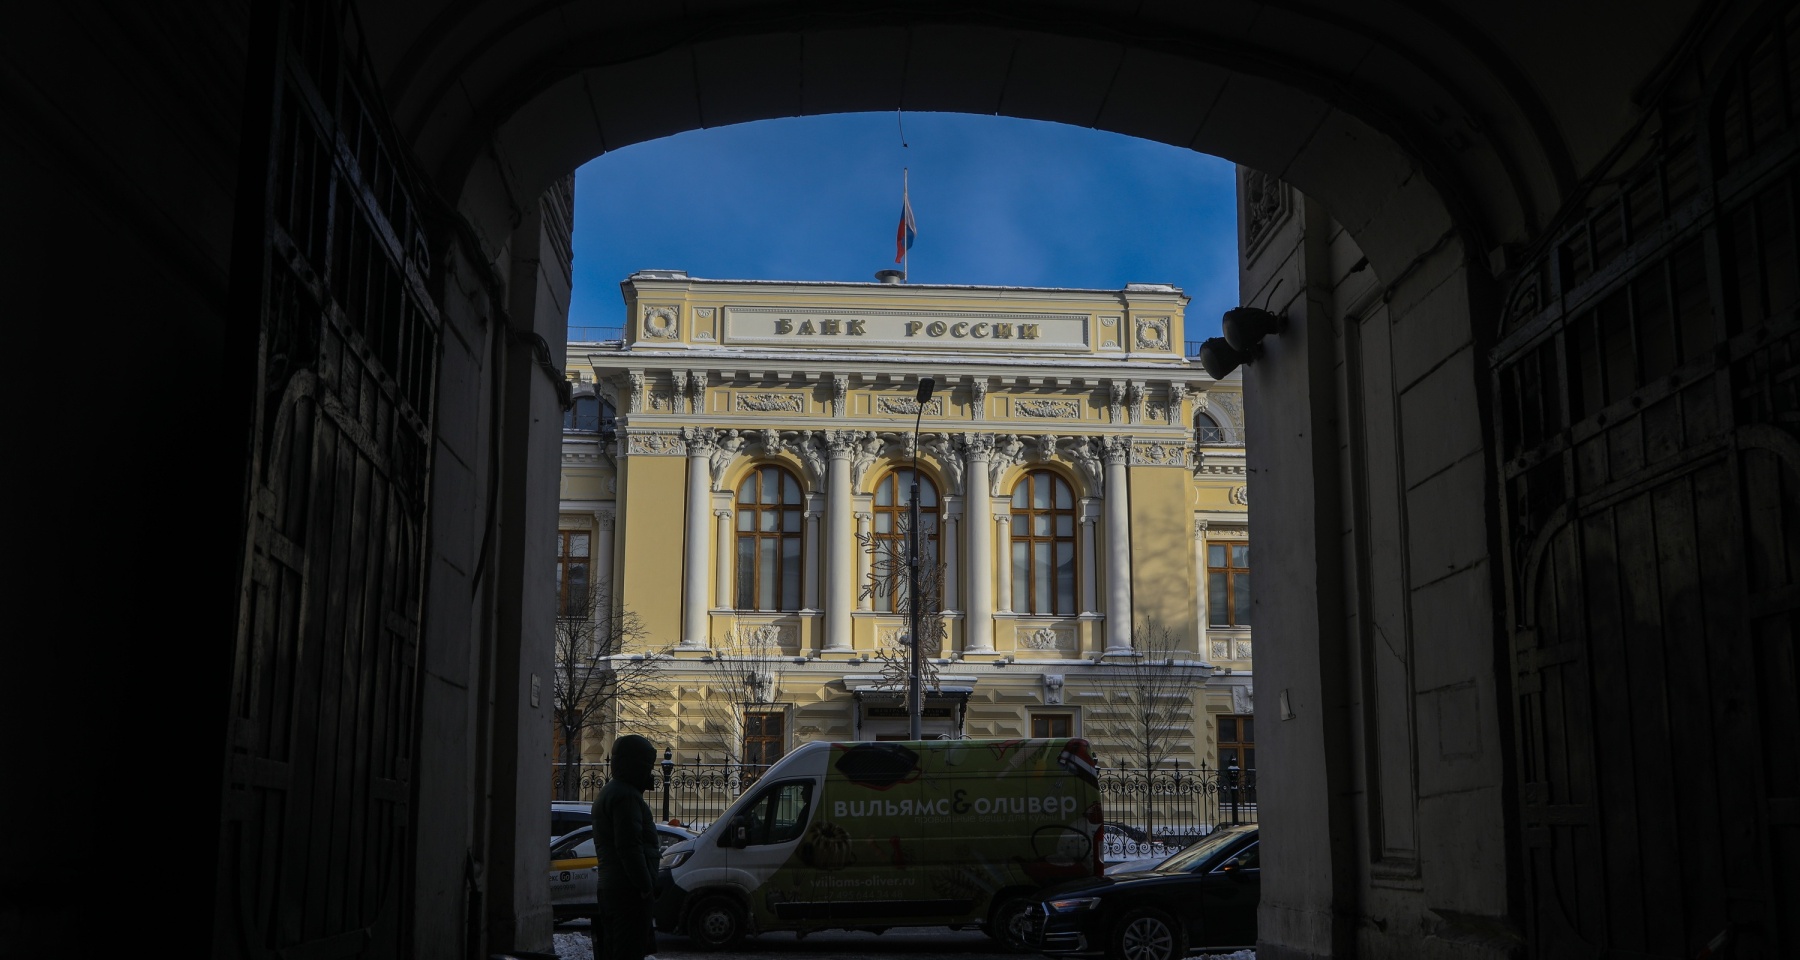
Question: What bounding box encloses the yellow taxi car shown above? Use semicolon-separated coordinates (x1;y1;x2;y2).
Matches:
550;822;698;924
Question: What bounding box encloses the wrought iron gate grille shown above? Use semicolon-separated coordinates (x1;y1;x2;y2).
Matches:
219;2;438;958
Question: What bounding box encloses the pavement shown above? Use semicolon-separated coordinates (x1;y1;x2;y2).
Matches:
550;922;1256;960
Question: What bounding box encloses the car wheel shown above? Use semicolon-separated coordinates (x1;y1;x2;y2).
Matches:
984;895;1036;952
1111;907;1186;960
685;895;747;951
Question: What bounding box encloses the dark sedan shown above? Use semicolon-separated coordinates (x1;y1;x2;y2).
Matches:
1028;824;1259;960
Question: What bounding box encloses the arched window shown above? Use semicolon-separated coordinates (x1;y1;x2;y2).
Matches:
564;395;615;433
1010;471;1077;616
871;468;940;613
1195;411;1226;444
735;465;803;611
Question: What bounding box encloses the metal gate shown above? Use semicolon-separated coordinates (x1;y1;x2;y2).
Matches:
1492;5;1800;956
215;2;439;957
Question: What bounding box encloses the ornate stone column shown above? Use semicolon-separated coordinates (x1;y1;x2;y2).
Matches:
995;510;1014;613
824;431;857;651
802;503;821;611
1102;435;1134;653
594;509;616;614
1193;517;1209;652
962;434;996;653
942;506;960;613
1078;508;1098;615
855;510;873;611
714;508;734;610
681;428;717;649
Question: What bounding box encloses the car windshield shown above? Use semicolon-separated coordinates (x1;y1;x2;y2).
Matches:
1148;829;1250;874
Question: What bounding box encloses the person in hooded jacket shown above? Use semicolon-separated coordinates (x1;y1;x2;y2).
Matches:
591;734;662;960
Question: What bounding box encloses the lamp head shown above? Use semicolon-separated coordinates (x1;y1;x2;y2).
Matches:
915;376;936;404
1221;306;1285;352
1198;337;1255;379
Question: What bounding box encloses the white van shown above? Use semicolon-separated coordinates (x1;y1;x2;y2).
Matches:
652;738;1103;950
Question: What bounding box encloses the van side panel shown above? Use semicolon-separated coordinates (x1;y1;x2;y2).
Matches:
784;739;1101;927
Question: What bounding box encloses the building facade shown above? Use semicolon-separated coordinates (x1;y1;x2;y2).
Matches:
556;271;1251;785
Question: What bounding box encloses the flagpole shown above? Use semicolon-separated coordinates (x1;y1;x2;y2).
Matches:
902;167;909;283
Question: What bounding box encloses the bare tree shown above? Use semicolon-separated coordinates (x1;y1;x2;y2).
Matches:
690;624;792;770
1094;617;1208;774
551;587;668;800
858;499;948;697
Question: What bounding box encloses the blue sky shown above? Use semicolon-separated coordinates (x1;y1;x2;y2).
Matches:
570;112;1239;343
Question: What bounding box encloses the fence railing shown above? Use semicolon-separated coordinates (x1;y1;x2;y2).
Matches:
1096;762;1257;859
1184;339;1205;357
556;757;1255;850
568;325;625;342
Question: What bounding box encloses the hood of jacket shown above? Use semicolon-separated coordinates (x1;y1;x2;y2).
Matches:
610;734;657;791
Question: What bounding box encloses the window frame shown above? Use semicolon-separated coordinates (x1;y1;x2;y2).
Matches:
1030;713;1074;738
870;467;942;613
555;528;591;619
734;465;805;612
1195;411;1227;444
741;709;787;772
1217;714;1256;775
1009;470;1079;616
1207;539;1251;627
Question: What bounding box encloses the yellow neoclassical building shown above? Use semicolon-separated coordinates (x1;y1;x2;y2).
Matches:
556;270;1252;779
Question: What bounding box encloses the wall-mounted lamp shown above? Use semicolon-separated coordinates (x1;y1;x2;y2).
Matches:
1201;281;1288;380
1198;337;1255;379
1221;305;1286;352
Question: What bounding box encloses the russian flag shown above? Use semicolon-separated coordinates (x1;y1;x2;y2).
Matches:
895;193;917;263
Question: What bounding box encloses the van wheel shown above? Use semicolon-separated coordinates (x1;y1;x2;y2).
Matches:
985;895;1035;952
1111;907;1185;960
685;896;747;951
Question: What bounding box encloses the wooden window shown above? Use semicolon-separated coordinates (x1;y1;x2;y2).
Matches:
735;466;803;611
556;529;590;618
1031;714;1073;738
1218;715;1255;774
1009;471;1077;616
1207;541;1251;627
871;468;940;613
742;711;785;770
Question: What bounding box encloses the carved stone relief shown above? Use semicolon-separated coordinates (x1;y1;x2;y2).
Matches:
625;430;687;456
831;375;849;418
877;396;943;417
1211;640;1231;661
1240;169;1293;265
1129;440;1188;467
737;393;805;413
967;377;988;420
1015;398;1082;419
1135;317;1170;351
692;306;717;341
642;304;680;340
1018;626;1073;650
1230;485;1249;505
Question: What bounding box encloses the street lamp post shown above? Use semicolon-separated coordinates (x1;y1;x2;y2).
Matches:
908;376;936;741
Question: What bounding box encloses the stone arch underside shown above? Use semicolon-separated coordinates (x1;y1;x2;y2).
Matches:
360;3;1644;279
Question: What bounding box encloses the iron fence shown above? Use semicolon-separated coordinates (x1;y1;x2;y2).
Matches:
1096;762;1257;860
554;756;1255;854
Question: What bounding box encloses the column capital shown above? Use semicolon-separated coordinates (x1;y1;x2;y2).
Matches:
1101;434;1134;465
825;429;863;460
1193;517;1210;540
681;425;719;455
960;432;996;461
594;510;615;532
715;507;732;519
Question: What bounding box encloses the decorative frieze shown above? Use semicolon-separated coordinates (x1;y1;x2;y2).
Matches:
1015;398;1082;419
736;393;806;413
624;429;687;456
1129;439;1189;467
877;396;943;417
1018;626;1073;650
